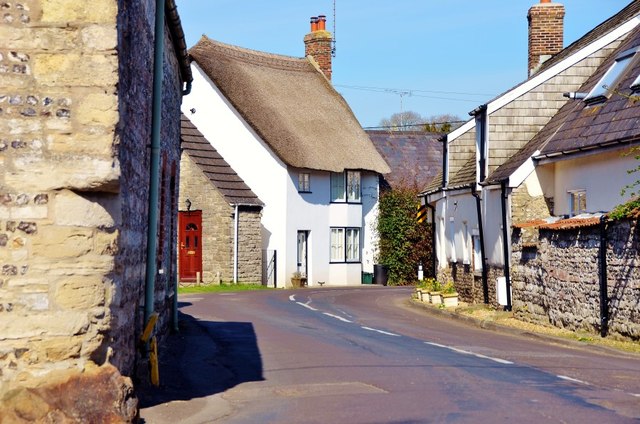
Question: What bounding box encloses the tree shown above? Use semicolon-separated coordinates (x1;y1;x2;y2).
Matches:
379;111;423;131
376;185;434;285
378;111;463;132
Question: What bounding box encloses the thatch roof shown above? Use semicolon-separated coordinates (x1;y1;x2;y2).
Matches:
181;114;263;207
189;36;390;175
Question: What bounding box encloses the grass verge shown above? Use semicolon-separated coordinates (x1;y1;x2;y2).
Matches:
178;283;273;294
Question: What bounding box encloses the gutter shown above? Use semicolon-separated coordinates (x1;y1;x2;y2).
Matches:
233;205;239;284
471;187;489;304
500;181;512;311
146;0;193;334
425;203;437;278
599;215;609;337
144;0;167;329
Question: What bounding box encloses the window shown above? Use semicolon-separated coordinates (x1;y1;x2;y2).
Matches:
330;227;360;262
472;232;482;272
585;48;638;104
330;171;361;203
569;190;587;217
298;172;310;192
346;171;361;202
331;173;345;202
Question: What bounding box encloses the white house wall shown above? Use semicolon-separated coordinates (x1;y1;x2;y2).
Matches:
483;187;506;267
549;148;638;215
434;191;477;267
183;64;379;287
182;64;289;283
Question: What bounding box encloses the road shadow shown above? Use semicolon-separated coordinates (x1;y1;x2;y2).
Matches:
137;310;264;408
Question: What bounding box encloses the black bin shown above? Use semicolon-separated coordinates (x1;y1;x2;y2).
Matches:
373;264;389;286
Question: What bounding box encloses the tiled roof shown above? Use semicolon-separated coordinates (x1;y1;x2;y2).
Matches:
448;156;476;188
189;37;390;175
181;114;263;207
537;26;640;158
513;215;603;231
367;130;442;190
488;9;640;184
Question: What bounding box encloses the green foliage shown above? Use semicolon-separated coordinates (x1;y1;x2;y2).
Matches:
609;197;640;220
377;185;434;285
441;281;456;294
621;147;640;198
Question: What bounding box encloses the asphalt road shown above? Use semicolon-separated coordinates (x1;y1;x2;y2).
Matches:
139;286;640;423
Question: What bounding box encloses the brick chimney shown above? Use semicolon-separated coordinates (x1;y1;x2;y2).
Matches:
304;15;333;80
528;0;565;76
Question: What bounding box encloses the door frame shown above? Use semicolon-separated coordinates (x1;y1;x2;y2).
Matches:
297;230;309;278
178;210;203;282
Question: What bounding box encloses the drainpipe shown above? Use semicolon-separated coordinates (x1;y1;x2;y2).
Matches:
472;187;489;304
426;203;437;278
599;215;609;337
144;0;166;326
233;205;239;283
500;181;512;311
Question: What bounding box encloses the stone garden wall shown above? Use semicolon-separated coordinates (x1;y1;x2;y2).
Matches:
512;219;640;340
0;0;183;407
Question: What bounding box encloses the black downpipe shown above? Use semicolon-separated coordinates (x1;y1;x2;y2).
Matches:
441;134;448;188
500;182;512;311
599;215;609;337
426;203;437;278
472;188;489;304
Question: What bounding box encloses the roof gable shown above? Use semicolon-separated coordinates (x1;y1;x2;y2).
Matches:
181;114;263;207
189;36;390;175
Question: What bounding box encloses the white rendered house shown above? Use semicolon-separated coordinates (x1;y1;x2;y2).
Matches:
181;29;389;287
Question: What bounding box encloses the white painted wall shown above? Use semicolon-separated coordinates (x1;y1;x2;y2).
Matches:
432;190;478;267
183;63;379;287
483;186;506;267
549;148;637;215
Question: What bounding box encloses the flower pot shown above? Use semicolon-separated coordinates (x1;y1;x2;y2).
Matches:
429;291;442;305
442;293;458;307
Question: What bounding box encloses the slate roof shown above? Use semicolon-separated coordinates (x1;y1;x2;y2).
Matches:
488;24;640;184
189;36;390;175
366;130;442;189
181;114;263;207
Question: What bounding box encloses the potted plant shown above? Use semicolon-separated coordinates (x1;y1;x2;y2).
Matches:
428;279;442;305
291;272;307;288
417;278;436;303
441;281;458;307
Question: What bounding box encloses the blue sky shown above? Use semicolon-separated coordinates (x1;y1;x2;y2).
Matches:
175;0;630;127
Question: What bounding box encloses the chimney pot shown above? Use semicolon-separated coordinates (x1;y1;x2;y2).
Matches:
310;16;318;32
318;15;326;31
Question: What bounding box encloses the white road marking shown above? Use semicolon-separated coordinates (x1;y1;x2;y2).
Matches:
289;295;296;302
361;326;401;337
557;375;590;385
425;342;513;365
296;302;318;311
323;313;352;323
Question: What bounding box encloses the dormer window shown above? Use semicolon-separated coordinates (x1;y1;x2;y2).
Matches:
584;47;639;105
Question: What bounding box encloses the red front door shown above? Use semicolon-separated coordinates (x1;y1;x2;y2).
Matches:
178;211;203;282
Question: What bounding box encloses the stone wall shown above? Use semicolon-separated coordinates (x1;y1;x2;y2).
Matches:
0;0;184;402
438;263;499;306
237;207;262;283
512;219;640;340
179;153;263;284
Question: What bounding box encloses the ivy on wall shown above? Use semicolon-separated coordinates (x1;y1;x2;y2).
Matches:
376;185;434;285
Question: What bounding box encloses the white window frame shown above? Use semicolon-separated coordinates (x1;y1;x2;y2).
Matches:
331;171;361;203
330;227;360;263
569;189;587;217
298;172;310;192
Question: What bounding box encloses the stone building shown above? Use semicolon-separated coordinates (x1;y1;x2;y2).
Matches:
179;114;264;285
0;0;191;420
421;0;640;306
